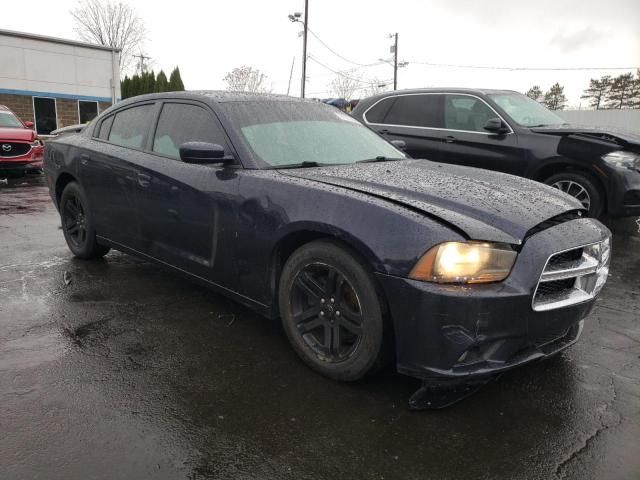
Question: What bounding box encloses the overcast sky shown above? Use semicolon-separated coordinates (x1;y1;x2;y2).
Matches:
2;0;639;106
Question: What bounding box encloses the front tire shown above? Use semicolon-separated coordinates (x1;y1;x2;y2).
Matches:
279;240;384;382
545;171;604;218
60;181;110;259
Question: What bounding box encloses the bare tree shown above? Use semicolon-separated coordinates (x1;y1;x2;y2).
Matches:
71;0;146;72
223;66;271;93
329;74;360;101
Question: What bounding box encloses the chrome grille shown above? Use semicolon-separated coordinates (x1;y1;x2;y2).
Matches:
532;238;610;312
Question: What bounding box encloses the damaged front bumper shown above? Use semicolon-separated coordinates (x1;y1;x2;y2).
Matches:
376;217;610;406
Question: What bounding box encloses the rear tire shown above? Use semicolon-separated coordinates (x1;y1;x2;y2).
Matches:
60;181;110;259
279;240;384;382
545;171;604;218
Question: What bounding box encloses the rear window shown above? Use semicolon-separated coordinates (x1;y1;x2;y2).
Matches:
380;94;444;128
108;104;153;149
365;97;396;123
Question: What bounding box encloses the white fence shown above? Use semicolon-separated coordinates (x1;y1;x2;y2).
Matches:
557;109;640;135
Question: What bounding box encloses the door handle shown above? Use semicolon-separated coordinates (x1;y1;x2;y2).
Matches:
137;173;151;187
444;135;456;144
80;153;90;165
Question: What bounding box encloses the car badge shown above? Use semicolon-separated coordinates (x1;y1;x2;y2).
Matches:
2;144;12;152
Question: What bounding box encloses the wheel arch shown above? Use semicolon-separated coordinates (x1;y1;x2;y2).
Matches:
532;159;608;209
269;224;389;315
55;172;78;208
269;225;396;364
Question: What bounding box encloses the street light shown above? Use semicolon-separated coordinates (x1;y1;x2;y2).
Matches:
288;2;309;98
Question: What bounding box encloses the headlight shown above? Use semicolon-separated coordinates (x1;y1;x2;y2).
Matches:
409;242;517;284
602;151;640;170
30;139;43;147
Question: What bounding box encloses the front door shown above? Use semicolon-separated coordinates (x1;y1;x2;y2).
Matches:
135;101;240;288
437;94;527;175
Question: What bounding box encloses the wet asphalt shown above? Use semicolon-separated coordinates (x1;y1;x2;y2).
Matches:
0;176;639;480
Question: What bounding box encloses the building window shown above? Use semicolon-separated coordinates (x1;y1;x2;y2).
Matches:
33;97;57;135
79;101;99;124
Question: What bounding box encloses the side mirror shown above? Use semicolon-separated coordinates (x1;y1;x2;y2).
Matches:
179;142;232;164
24;121;35;129
483;117;509;134
390;139;407;151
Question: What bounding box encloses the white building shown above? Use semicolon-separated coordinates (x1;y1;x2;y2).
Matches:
0;29;120;135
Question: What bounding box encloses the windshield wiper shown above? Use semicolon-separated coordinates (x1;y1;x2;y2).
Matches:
356;156;405;164
276;161;327;169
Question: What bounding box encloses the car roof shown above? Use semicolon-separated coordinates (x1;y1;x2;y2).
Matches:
115;91;312;106
358;87;519;103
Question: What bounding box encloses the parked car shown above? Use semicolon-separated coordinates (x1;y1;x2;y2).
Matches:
44;92;610;406
351;88;640;218
0;105;44;175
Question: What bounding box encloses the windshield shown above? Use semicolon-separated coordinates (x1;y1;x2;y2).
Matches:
488;92;566;127
220;101;406;168
0;111;24;128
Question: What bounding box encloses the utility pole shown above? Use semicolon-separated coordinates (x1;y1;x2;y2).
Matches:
133;52;151;75
392;33;398;90
301;0;309;98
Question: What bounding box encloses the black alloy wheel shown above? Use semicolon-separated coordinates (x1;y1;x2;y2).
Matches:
63;193;88;249
290;263;364;362
60;182;110;259
279;240;384;381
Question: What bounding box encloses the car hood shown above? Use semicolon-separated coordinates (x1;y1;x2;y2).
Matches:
0;126;36;142
281;160;583;245
531;124;640;148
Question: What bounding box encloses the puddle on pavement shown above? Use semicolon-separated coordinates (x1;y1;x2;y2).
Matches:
0;175;50;215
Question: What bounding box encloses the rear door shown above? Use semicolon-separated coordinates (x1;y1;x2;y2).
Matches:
438;94;527;175
135;101;240;287
363;94;446;161
81;102;155;249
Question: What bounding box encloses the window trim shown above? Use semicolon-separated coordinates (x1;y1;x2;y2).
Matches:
148;99;236;163
362;92;514;136
92;101;158;153
78;100;99;125
32;96;58;135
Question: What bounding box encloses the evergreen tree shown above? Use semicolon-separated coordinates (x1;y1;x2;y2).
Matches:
607;72;636;109
543;83;567;110
155;70;169;92
168;67;185;91
580;76;611;110
525;86;543;102
121;75;130;99
145;70;156;94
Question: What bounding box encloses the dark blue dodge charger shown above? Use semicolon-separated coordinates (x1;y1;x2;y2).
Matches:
44;92;611;406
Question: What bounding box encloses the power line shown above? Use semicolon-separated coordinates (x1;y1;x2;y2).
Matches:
307;55;392;86
407;61;640;71
307;29;385;68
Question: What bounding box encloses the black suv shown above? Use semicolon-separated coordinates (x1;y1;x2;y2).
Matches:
352;88;640;218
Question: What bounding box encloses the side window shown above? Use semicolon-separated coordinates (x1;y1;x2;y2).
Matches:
108;104;153;149
365;97;396;123
97;115;114;139
383;94;444;128
152;103;227;159
444;95;497;132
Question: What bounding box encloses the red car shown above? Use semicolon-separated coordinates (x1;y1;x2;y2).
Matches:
0;105;44;175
